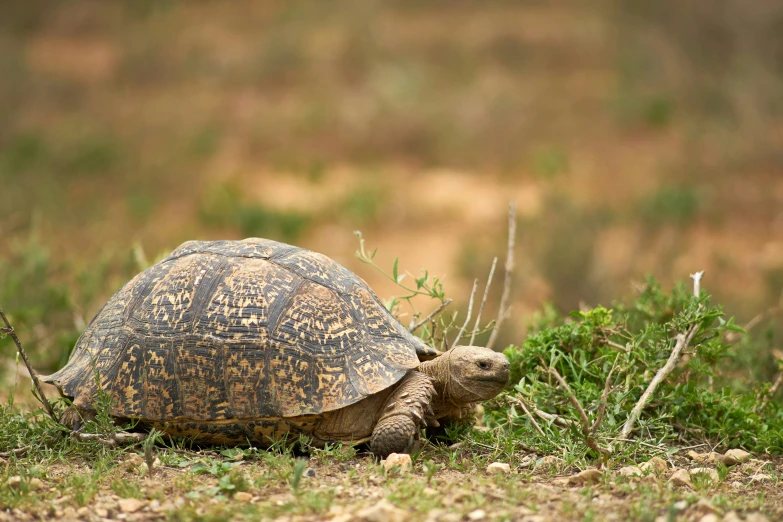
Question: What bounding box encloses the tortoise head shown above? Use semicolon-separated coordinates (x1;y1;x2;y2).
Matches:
423;345;510;404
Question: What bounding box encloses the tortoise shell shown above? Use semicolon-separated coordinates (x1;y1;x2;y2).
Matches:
46;238;438;424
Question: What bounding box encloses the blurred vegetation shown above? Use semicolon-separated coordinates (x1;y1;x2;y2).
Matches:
1;0;782;386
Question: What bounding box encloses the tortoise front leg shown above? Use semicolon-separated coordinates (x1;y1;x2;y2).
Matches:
370;371;436;457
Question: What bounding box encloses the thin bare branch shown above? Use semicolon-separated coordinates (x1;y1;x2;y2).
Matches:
0;446;31;458
613;439;669;452
533;407;574;428
758;370;783;412
592;353;620;434
408;298;453;333
606;340;630;352
690;271;704;297
0;308;59;424
451;279;479;349
470;257;497;346
508;395;573;428
543;358;610;456
72;431;147;447
487;201;516;350
615;324;699;447
507;396;545;437
727;306;781;343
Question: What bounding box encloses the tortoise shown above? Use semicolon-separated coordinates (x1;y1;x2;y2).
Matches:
44;238;509;456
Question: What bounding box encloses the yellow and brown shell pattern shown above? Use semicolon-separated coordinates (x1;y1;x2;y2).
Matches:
44;238;438;444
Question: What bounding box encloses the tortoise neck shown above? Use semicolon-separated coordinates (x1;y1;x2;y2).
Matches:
419;353;458;414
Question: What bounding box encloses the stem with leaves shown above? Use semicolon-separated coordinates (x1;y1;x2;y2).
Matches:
0;307;59;424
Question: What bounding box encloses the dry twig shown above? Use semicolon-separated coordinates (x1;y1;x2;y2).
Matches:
541;357;610;455
726;306;781;343
759;369;783;412
72;431;147;447
451;279;479;349
408;298;453;333
507;395;573;427
614;324;699;447
487;201;516;350
507;396;546;437
592;353;620;433
470;257;497;346
0;446;31;458
0;307;59;424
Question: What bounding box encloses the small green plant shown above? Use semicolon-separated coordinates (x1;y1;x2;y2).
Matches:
290;458;308;492
482;277;783;463
355;231;462;349
190;458;243;477
309;442;357;463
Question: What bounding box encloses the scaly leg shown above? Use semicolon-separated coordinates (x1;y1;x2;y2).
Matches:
370;371;436;457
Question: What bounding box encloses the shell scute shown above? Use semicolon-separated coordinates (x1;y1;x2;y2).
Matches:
44;238;424;430
130;254;226;335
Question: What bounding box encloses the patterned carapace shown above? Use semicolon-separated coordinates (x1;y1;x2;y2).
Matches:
45;238;439;436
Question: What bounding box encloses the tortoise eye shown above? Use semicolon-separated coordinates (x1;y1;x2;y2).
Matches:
477;360;491;370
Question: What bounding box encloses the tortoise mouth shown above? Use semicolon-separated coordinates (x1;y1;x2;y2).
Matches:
475;375;509;386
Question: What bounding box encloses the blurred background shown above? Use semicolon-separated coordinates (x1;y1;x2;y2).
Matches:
1;0;782;383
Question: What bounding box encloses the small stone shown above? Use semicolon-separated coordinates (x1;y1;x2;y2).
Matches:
443;488;472;506
668;469;693;488
76;507;90;518
618;466;642;477
118;498;146;514
538;456;561;467
515;506;534;516
486;462;511;475
304;467;316;477
640;457;668;474
745;514;771;522
722;512;742;522
748;474;773;484
29;478;44;490
95;507;109;518
5;477;22;490
467;509;486;521
355;499;410;522
570;469;603;485
672;500;688;511
234;492;253;502
124;454;144;470
687;451;720;464
699;515;720;522
423;509;446;522
690;468;720;483
722;449;750;466
382;453;412;474
518;455;535;467
729;481;743;489
694;499;718;514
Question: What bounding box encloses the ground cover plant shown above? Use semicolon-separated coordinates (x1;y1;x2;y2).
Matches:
1;226;782;521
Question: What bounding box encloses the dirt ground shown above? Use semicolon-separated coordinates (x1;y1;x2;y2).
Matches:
3;439;782;522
